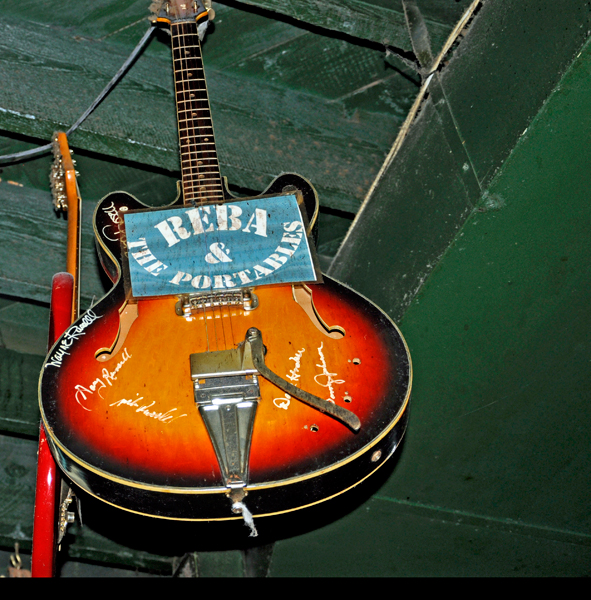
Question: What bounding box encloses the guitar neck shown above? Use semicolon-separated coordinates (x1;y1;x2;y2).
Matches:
66;181;81;321
171;21;224;206
51;131;81;321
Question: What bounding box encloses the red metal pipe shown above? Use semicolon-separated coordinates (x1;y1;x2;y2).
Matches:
32;272;74;578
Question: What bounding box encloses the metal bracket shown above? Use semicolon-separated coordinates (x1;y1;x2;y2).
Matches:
57;481;77;547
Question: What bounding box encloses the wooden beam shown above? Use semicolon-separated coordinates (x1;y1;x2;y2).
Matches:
0;181;105;305
221;0;454;50
0;16;404;213
0;348;42;437
329;0;591;321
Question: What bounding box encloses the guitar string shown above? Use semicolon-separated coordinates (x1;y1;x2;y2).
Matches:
188;22;222;352
192;22;227;352
174;21;211;352
177;21;229;352
186;21;234;352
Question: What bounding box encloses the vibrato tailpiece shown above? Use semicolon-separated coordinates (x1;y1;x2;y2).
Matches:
190;328;361;500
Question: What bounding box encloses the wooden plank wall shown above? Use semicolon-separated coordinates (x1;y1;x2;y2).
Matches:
3;0;588;577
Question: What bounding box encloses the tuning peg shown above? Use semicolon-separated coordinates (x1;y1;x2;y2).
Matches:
203;0;215;20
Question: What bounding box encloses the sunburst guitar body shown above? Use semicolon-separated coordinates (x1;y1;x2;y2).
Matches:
38;1;411;522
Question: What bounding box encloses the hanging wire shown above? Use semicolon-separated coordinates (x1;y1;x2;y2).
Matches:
0;24;156;165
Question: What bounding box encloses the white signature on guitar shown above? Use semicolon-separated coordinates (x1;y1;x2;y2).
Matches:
273;348;305;410
272;344;346;410
314;342;345;403
109;393;188;425
101;201;125;241
74;348;132;411
45;310;102;369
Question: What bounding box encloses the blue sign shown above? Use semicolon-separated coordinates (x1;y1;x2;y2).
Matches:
123;194;318;297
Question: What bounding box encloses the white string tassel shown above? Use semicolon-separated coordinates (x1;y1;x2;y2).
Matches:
197;19;209;41
232;501;258;537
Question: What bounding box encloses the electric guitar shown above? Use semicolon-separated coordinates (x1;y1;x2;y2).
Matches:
39;1;412;522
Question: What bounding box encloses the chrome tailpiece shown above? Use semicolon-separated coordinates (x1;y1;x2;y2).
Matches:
190;341;260;491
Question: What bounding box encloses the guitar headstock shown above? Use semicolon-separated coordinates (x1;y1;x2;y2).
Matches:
50;131;78;212
150;0;214;24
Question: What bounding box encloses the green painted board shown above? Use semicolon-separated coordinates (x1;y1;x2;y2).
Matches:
0;435;175;573
0;300;50;357
387;35;591;537
0;181;106;305
269;15;591;577
229;0;470;52
439;0;591;189
330;0;591;318
0;2;414;213
0;349;43;437
331;95;478;321
269;496;591;576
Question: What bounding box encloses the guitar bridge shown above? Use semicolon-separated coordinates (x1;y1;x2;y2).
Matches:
176;289;258;316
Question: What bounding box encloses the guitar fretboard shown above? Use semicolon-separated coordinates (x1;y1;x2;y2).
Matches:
171;21;224;206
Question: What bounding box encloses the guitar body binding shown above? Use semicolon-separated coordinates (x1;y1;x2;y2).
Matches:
39;174;412;521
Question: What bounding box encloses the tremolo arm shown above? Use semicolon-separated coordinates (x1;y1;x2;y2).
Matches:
246;328;361;431
190;327;360;445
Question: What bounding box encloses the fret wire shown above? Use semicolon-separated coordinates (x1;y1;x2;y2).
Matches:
183;188;224;194
177;114;212;120
181;165;220;171
178;120;212;125
173;76;206;82
182;183;223;188
181;177;222;183
176;109;211;115
173;44;202;50
179;154;219;161
181;169;221;175
184;193;225;198
181;162;221;170
181;165;220;172
178;133;214;138
180;169;221;176
182;169;221;175
180;146;217;149
172;23;223;204
177;109;212;116
177;123;213;128
182;179;222;184
177;119;213;125
180;151;221;158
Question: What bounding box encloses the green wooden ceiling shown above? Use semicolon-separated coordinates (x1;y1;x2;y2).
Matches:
0;0;482;575
0;0;476;213
2;0;590;578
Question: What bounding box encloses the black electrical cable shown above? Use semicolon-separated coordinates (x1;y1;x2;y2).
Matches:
0;24;155;164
